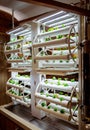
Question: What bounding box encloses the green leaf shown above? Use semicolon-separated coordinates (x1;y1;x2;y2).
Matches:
52;76;56;80
57;81;61;85
41;102;46;107
71;78;75;82
54;107;58;112
59;97;64;101
63;83;69;87
60;109;65;114
47;106;51;109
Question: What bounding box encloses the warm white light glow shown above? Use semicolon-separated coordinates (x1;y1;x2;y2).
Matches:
38;11;64;22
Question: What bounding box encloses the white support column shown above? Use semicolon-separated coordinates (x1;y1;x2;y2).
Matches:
31;22;45;119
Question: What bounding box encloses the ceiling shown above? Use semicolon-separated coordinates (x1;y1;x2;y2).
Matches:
0;0;89;32
0;0;55;22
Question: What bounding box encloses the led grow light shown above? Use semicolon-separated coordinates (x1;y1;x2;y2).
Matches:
49;17;76;27
14;29;31;36
7;24;31;35
37;11;64;22
55;20;78;28
43;14;70;25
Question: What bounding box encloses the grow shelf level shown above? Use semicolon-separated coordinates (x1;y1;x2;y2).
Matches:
35;68;78;76
8;67;32;73
36;104;71;121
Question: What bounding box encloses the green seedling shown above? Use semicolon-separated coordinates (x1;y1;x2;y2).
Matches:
57;81;61;85
63;83;69;87
52;76;56;80
71;78;75;82
41;102;46;107
64;78;68;81
44;80;48;84
54;107;58;112
59;60;63;63
59;97;64;101
47;106;51;109
58;78;62;80
59;92;64;95
60;109;65;114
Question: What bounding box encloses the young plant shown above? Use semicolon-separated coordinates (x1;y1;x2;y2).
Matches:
65;94;68;96
46;93;49;97
40;92;44;95
9;79;15;84
57;80;61;85
41;102;46;107
47;105;51;109
71;78;75;82
52;76;56;80
44;80;48;84
59;97;64;101
47;27;54;32
54;107;58;112
60;109;65;114
59;60;63;63
58;78;62;80
53;94;58;98
63;83;69;87
59;91;64;95
62;24;65;28
66;60;69;63
57;35;63;39
64;78;68;81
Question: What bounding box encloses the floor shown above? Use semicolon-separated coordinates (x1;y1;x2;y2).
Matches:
6;104;78;130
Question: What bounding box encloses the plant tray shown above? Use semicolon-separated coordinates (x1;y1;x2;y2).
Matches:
36;104;71;121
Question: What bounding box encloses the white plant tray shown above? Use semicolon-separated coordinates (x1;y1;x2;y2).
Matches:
47;79;78;86
14;75;30;82
37;26;72;38
35;93;70;107
7;82;24;89
39;82;76;93
50;103;78;116
12;97;31;107
6;89;23;100
33;38;67;48
42;62;76;68
36;104;71;121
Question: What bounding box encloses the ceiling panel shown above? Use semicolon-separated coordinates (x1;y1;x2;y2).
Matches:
0;0;55;21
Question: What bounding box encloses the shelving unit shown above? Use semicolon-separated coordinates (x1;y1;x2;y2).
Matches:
32;11;79;124
33;24;78;74
4;10;80;125
35;77;79;123
5;24;32;107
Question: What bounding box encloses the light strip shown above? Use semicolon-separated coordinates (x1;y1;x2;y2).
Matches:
14;29;31;36
54;20;78;28
49;17;76;27
37;11;64;22
18;31;31;36
43;14;70;24
7;27;23;34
